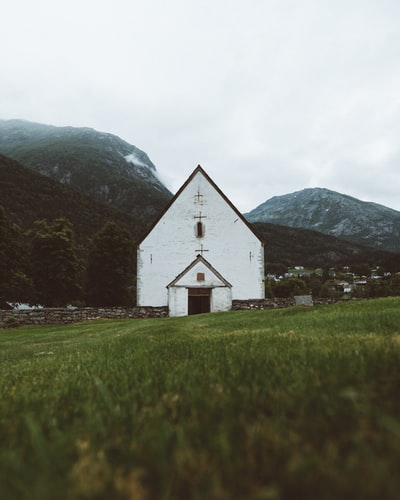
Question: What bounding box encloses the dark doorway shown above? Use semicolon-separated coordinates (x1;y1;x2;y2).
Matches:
188;288;211;315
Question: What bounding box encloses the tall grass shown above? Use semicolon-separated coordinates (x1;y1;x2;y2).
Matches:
1;298;400;499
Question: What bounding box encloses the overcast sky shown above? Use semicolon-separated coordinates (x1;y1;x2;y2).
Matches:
2;0;400;212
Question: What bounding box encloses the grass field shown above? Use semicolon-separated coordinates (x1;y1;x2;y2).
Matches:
1;298;400;500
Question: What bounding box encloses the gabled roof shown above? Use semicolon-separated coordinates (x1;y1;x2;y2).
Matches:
167;254;232;288
138;165;266;245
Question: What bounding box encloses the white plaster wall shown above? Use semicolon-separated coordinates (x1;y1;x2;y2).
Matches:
137;170;264;307
168;287;188;317
211;288;232;312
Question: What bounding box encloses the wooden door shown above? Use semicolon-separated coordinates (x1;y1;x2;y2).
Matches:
188;288;211;315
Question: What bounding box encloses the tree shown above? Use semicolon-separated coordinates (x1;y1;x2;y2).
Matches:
264;278;274;298
307;274;323;298
266;262;288;277
85;221;135;306
351;263;371;278
322;267;331;282
0;206;32;304
366;278;391;298
319;280;344;299
390;274;400;296
0;206;15;301
29;218;82;306
272;277;308;298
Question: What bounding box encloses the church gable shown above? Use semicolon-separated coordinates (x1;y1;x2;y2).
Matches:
137;165;265;316
167;254;232;289
140;165;264;246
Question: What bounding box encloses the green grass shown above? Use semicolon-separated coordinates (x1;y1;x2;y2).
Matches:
1;298;400;500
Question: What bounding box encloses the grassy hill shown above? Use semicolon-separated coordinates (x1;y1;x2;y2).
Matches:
1;298;399;499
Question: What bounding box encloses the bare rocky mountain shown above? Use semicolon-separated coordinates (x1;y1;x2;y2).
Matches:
0;119;172;218
246;188;400;253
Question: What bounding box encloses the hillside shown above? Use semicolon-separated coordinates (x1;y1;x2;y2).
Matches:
1;153;398;269
246;187;400;253
254;221;399;270
0;154;149;244
0;119;172;218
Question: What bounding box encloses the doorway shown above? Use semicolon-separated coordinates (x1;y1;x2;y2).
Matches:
188;288;211;315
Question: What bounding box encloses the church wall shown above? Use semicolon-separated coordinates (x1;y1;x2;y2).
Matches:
137;169;264;308
211;288;232;312
168;287;188;317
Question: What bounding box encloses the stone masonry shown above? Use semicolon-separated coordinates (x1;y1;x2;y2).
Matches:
0;306;168;328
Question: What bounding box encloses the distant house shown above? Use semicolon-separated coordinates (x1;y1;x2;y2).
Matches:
334;281;353;293
137;166;265;316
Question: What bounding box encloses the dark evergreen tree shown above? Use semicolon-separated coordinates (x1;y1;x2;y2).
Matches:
390;274;400;296
307;274;323;297
29;218;82;306
0;206;32;304
85;221;135;306
0;206;17;303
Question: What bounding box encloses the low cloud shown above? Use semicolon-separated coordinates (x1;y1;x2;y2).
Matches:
1;0;400;212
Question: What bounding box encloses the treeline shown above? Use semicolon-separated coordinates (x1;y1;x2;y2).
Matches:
265;269;400;300
2;203;400;308
0;206;136;307
253;221;400;270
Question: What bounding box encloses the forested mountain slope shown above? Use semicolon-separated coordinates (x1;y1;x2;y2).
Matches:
0;119;172;219
0;154;147;244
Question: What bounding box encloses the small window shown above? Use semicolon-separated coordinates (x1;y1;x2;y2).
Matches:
197;272;205;281
196;221;204;238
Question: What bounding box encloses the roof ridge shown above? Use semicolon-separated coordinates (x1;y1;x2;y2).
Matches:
138;164;266;245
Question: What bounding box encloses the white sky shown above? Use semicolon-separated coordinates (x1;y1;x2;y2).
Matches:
1;0;400;212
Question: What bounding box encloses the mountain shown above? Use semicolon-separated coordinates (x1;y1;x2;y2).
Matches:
253;221;399;270
0;153;147;244
0;119;172;218
1;153;397;270
246;188;400;253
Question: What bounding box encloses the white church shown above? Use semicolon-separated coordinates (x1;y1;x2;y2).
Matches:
137;166;265;317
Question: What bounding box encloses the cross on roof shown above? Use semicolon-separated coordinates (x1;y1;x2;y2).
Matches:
195;244;209;256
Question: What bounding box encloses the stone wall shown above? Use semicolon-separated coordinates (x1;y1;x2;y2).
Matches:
0;306;168;328
0;297;346;328
232;297;344;310
231;298;296;310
